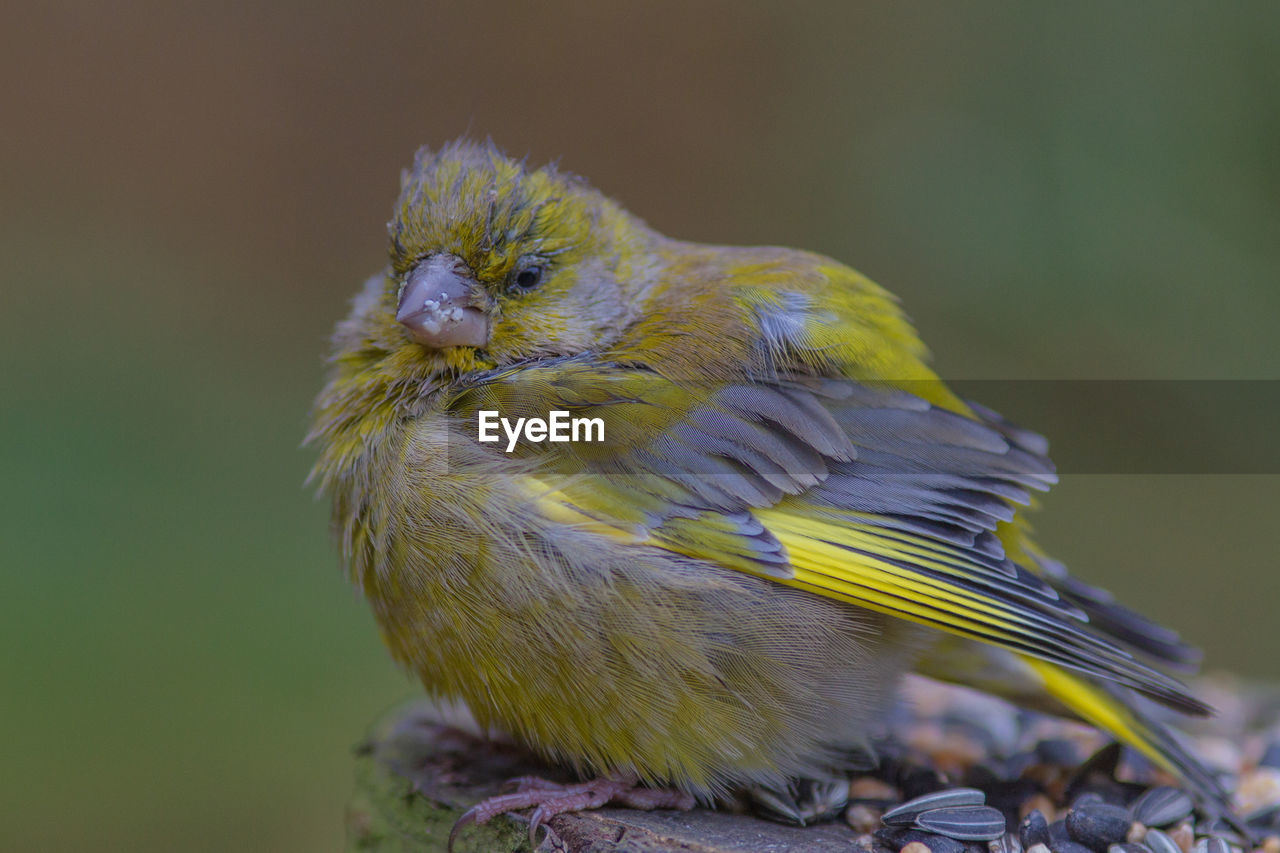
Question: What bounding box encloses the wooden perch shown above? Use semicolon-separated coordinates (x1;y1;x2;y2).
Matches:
345;702;863;852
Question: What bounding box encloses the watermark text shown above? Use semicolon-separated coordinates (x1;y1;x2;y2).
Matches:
477;410;605;452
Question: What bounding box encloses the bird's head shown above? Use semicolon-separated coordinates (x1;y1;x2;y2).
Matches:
347;140;656;378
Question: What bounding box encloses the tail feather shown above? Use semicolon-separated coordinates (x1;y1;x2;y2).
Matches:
1032;556;1203;672
1021;656;1236;822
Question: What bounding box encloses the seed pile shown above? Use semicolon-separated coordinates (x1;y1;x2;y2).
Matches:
838;676;1280;853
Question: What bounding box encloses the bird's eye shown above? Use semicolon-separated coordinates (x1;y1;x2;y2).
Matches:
512;264;544;291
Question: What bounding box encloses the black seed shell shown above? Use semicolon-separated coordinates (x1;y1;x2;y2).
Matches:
1066;803;1133;852
1051;841;1095;853
1036;739;1083;767
875;826;967;853
1020;810;1051;849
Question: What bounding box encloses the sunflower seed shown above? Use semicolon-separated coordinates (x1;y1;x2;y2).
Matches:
1020;810;1050;849
1259;740;1280;770
1143;828;1182;853
1194;820;1245;846
1107;845;1150;853
1130;788;1193;828
1066;802;1133;851
746;778;847;826
1193;838;1231;853
915;806;1008;841
990;833;1024;853
883;788;987;826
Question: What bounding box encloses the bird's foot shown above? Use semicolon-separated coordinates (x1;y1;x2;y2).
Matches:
448;774;695;851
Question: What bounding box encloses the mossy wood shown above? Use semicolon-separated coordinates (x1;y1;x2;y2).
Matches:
346;702;862;852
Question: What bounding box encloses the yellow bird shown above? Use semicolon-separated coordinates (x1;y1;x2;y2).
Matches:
309;140;1228;841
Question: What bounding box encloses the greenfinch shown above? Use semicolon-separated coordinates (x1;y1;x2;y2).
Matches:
309;140;1228;836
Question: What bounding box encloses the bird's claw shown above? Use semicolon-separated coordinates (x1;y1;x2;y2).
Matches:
446;775;694;852
446;806;476;852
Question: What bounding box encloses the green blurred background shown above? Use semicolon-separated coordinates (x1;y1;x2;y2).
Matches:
3;3;1277;851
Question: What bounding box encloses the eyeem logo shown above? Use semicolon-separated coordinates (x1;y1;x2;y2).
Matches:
477;410;605;453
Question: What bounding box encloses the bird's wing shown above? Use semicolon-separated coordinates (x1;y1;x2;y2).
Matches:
446;357;1230;808
448;359;1200;710
961;399;1204;672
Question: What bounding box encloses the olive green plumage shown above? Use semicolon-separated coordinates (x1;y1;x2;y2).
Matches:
309;140;1224;807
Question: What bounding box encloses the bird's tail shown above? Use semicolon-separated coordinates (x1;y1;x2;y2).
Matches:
1019;655;1227;802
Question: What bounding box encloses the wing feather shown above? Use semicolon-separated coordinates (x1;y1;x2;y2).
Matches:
449;360;1206;714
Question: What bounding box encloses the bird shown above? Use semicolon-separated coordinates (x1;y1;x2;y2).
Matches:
308;139;1230;846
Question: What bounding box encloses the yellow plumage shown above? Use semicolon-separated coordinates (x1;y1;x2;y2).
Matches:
308;140;1228;817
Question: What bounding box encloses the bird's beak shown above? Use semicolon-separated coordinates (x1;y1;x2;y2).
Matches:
395;255;490;349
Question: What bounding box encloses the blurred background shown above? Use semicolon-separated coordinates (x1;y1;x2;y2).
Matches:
2;2;1277;850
